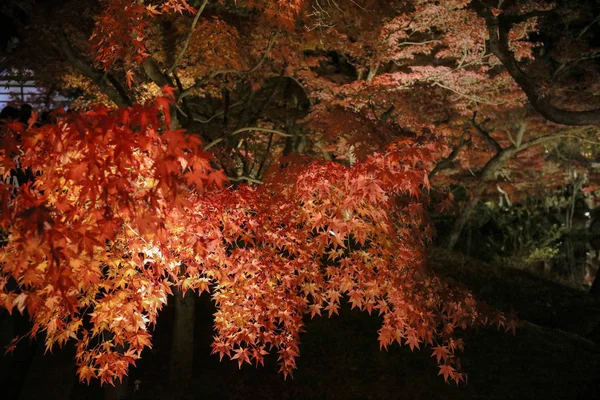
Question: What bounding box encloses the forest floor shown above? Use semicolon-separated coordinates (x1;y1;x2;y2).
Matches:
6;248;600;400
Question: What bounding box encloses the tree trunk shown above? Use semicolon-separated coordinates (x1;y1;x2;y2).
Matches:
103;376;129;400
446;187;484;251
169;288;196;386
591;265;600;296
445;146;517;251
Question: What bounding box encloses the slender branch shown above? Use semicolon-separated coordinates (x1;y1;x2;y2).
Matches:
398;40;442;46
429;131;471;179
172;71;194;126
167;0;210;75
178;32;279;101
194;113;225;124
431;81;506;106
504;129;517;147
576;15;600;40
228;175;263;184
256;133;274;178
246;33;280;75
515;121;527;148
552;51;600;79
470;114;502;153
190;101;244;123
519;133;600;151
205;127;295;150
284;75;313;107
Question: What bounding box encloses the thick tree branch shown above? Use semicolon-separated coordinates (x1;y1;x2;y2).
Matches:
105;73;132;105
482;10;600;126
143;57;172;87
55;32;130;106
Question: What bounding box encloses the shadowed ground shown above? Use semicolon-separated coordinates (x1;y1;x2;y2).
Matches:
4;248;600;400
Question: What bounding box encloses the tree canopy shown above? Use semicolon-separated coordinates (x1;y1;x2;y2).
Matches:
1;0;598;386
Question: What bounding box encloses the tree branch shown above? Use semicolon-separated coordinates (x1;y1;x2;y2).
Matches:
143;57;172;87
228;175;263;184
167;0;209;75
172;71;194;126
429;130;471;179
482;9;600;126
105;73;132;105
55;32;130;106
204;126;295;150
514;121;527;148
470;114;502;153
519;133;600;152
178;32;279;101
189;101;244;123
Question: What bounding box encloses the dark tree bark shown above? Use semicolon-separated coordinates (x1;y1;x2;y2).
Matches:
169;288;196;386
55;32;131;107
480;7;600;126
446;186;484;251
445;143;517;250
103;376;129;400
591;266;600;296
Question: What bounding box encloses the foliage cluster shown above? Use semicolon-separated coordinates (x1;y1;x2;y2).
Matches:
1;0;598;387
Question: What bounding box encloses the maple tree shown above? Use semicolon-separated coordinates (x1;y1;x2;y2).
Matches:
1;0;598;387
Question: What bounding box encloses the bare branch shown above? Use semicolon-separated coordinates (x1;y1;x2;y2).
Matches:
228;175;263;184
515;121;527;148
204;127;295;150
398;40;442;46
256;132;275;178
519;133;600;151
431;81;506;106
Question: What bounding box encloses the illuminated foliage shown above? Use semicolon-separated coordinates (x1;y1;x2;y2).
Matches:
2;0;598;386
